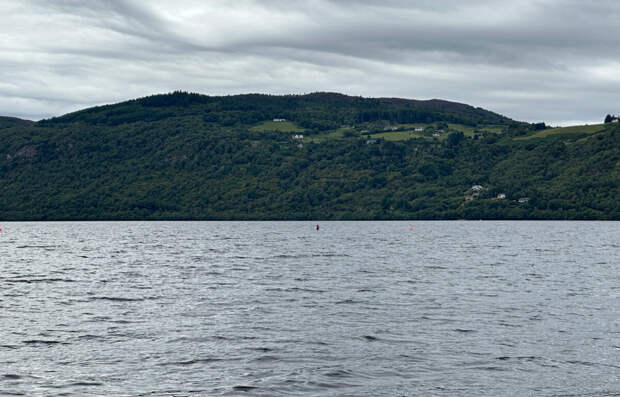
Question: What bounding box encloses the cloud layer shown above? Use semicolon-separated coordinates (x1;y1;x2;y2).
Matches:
2;0;620;124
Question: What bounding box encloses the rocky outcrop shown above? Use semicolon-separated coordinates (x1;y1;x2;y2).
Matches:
6;145;37;160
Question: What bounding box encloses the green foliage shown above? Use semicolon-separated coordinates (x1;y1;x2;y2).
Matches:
250;120;305;132
0;92;617;220
446;131;465;148
518;123;606;139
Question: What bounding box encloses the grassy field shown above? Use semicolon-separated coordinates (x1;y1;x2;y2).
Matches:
250;120;305;132
306;122;504;143
298;122;505;143
369;123;503;141
448;123;503;136
389;123;428;130
306;128;349;142
370;131;427;141
309;129;426;142
517;123;606;140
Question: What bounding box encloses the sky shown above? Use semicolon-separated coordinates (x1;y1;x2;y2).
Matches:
2;0;620;125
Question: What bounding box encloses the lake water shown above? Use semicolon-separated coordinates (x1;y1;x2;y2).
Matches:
1;221;619;396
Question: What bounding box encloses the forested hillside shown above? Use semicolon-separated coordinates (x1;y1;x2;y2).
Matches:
0;92;617;220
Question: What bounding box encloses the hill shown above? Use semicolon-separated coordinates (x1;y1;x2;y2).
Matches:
0;116;34;129
0;92;617;220
41;92;510;128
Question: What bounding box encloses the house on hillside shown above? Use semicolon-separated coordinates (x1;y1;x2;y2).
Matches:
292;134;303;140
414;127;423;132
471;185;484;192
432;131;441;137
273;118;286;122
366;139;377;144
497;193;506;199
518;197;530;204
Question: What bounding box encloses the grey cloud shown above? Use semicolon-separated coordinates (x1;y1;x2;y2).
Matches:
29;0;206;54
1;0;620;123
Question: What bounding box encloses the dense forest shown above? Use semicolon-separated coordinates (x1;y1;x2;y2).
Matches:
0;92;618;220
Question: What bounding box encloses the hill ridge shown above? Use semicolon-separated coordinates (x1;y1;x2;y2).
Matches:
37;91;512;127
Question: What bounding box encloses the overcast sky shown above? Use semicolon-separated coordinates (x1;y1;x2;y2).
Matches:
2;0;620;125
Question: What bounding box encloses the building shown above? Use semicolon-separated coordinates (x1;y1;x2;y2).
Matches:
273;118;286;122
471;185;484;192
518;197;530;204
414;127;423;132
497;193;506;199
292;135;303;140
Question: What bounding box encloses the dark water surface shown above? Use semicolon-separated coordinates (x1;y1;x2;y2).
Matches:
1;221;619;396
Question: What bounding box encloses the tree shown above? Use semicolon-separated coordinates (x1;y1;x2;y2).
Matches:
604;114;613;123
446;131;465;148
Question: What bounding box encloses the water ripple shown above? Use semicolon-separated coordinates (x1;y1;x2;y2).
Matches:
1;220;618;396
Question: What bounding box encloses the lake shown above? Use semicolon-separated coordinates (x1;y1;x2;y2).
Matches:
1;221;619;396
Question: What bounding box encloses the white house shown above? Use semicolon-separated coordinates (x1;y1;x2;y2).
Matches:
432;132;441;137
497;193;506;199
471;185;484;191
292;134;303;140
518;197;530;203
414;128;423;132
273;118;286;122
